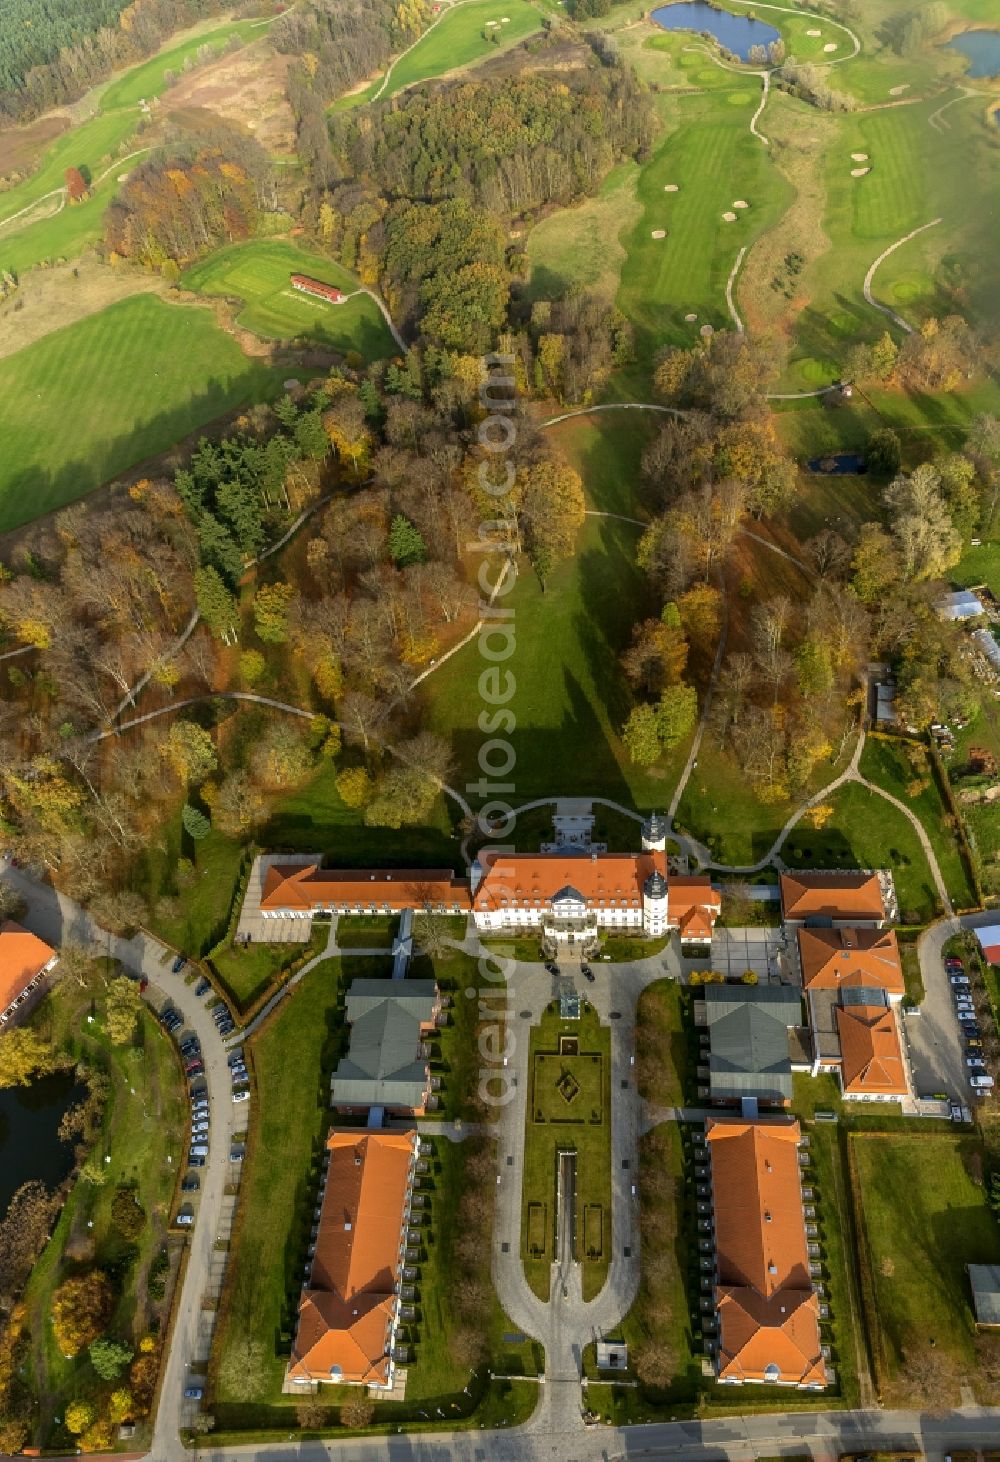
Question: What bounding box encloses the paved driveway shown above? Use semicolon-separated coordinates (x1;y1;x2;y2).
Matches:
912;912;1000;1102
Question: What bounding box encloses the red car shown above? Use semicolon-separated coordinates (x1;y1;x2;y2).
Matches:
185;1060;204;1076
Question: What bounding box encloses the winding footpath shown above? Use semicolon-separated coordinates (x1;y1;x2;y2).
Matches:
863;219;943;334
725;245;747;330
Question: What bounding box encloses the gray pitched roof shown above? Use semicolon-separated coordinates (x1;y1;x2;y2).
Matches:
704;985;802;1103
969;1265;1000;1326
331;981;437;1109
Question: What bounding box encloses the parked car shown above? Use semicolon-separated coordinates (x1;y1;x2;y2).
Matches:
175;1212;194;1227
232;1089;250;1104
966;1038;985;1050
181;1177;200;1192
949;973;972;987
183;1387;204;1401
945;958;965;972
227;1050;244;1068
190;1142;209;1156
184;1060;204;1076
180;1040;200;1058
189;1148;208;1164
967;1057;988;1070
171;955;187;974
195;978;211;997
218;1024;235;1038
581;965;594;982
229;1146;245;1162
189;1082;207;1100
192;1123;210;1137
544;962;559;976
230;1061;247;1078
970;1074;995;1089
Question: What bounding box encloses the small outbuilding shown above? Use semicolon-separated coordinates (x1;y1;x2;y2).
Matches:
596;1341;628;1371
969;1264;1000;1327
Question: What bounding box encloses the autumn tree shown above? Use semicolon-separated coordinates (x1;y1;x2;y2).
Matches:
163;720;217;786
656;683;698;749
884;463;961;580
622;703;662;767
65;1399;96;1435
518;457;587;586
253;582;294;644
341;1397;375;1428
677;582;723;655
105;976;141;1046
621;618;688;697
64;166;88;201
212;770;267;838
0;1028;59;1088
51;1270;113;1357
0;1179;60;1307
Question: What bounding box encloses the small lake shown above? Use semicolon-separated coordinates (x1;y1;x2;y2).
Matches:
947;29;1000;79
651;1;780;61
0;1069;82;1221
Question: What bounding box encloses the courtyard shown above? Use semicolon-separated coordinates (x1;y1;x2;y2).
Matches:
521;1003;612;1302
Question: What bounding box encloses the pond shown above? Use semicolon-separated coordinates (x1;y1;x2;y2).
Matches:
947;29;1000;79
0;1069;82;1221
651;1;780;61
807;452;867;475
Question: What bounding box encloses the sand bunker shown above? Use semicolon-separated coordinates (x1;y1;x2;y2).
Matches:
722;211;738;222
732;199;749;209
684;313;698;322
651;229;666;239
851;152;868;161
806;27;821;35
699;324;714;338
851;167;871;177
664;184;679;192
889;83;910;95
823;41;838;52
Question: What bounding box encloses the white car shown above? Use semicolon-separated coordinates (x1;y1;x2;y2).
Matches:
233;1089;250;1104
175;1212;194;1227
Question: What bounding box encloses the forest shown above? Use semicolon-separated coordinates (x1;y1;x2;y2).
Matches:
0;0;232;123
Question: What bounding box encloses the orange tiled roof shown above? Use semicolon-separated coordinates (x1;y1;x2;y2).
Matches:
797;927;904;995
472;849;664;911
780;872;885;923
706;1117;826;1389
716;1287;826;1386
0;921;55;1013
288;1129;417;1386
836;1004;908;1096
261;864;471;914
472;852;719;920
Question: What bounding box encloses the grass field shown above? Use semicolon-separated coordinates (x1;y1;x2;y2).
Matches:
182;240;399;360
0;294;285;531
423;415;691;805
782;779;945;924
332;0;544;110
521;1003;612;1302
526;162;641;304
860;735;977;911
852;1131;1000;1400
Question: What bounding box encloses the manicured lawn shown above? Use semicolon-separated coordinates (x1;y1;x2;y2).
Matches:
334;0;544;109
23;981;186;1449
615;49;793;374
521;1003;612;1301
182;240;398;360
673;740;792;867
386;0;542;95
803;1124;864;1409
782;780;945;925
210;924;326;1012
851;1132;1000;1399
0;295;286;530
860;735;977;911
